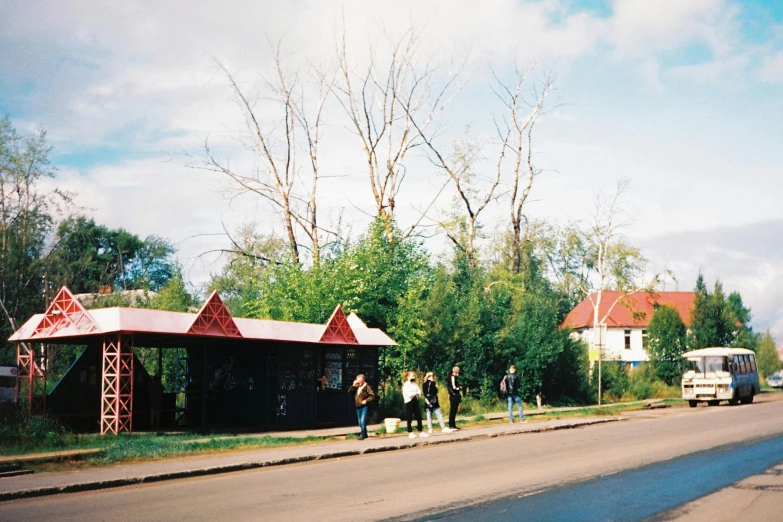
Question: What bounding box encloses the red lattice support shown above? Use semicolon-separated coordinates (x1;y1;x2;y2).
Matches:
187;291;242;338
32;286;98;338
16;343;47;416
320;306;358;344
101;335;134;435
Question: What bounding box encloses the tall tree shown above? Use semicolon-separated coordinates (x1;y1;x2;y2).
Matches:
646;304;688;385
688;274;737;349
756;330;780;378
426;134;500;268
0;117;69;362
579;181;654;404
334;24;465;241
49;216;175;294
196;41;336;266
492;66;554;274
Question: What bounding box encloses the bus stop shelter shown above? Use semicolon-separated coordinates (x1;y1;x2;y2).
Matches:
10;287;395;434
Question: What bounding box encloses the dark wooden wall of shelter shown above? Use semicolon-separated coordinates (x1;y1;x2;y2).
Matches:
47;342;154;432
186;342;380;430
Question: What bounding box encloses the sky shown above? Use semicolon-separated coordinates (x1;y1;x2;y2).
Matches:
1;0;782;338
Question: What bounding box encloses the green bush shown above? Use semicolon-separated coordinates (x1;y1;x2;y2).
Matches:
375;380;405;419
0;407;74;450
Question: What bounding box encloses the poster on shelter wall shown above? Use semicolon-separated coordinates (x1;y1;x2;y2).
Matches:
325;351;343;390
325;361;342;390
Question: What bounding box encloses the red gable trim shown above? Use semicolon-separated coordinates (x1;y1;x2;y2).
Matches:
320;306;358;344
187;291;242;338
561;291;695;329
32;287;99;338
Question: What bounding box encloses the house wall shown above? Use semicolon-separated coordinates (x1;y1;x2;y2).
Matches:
574;327;650;363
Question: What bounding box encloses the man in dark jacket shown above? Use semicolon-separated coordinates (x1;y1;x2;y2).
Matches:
348;374;375;440
447;366;463;429
503;365;525;423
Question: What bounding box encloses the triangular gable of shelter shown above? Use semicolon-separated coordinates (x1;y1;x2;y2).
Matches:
320;306;358;344
187;291;242;338
32;287;99;338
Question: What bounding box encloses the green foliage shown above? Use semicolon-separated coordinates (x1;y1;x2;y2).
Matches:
756;330;780;378
688;273;756;350
0;407;74;450
0;117;67;364
150;267;196;312
49;216;175;293
647;305;688;384
595;362;680;402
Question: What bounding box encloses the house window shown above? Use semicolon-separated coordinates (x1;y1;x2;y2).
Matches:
642;330;648;349
624;329;632;350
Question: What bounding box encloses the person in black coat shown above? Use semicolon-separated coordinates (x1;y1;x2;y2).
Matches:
446;366;463;429
503;365;525;422
423;372;450;433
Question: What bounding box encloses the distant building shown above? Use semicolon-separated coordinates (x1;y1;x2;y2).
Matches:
562;291;695;365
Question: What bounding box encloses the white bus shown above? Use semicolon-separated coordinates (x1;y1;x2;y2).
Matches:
681;347;760;407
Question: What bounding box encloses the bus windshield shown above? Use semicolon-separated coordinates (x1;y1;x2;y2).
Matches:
687;356;730;375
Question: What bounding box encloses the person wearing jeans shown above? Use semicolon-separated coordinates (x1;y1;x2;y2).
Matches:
503;365;525;423
348;374;375;440
422;372;450;433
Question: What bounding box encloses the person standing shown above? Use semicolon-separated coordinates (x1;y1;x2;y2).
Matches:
447;366;463;430
403;372;428;438
503;365;525;423
348;374;375;440
423;372;450;433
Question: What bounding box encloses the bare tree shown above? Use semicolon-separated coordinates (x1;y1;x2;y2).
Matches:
579;180;657;404
193;42;336;266
419;132;500;267
334;24;465;241
415;64;553;268
491;65;554;274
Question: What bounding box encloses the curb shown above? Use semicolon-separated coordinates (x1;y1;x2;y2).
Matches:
0;417;621;502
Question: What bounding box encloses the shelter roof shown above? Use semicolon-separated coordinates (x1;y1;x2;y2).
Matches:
561;291;695;329
9;287;395;347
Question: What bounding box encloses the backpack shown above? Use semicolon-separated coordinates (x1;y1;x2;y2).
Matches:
499;376;507;397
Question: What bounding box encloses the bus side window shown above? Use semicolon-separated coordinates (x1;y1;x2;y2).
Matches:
741;355;749;374
750;355;757;373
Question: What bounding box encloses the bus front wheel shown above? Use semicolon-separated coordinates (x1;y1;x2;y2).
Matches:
688;400;698;408
740;390;755;405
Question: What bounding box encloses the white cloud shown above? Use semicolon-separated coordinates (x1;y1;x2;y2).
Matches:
2;0;782;330
640;220;783;338
609;0;736;55
758;52;783;83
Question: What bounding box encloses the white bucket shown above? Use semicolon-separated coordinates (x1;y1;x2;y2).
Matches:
384;417;401;433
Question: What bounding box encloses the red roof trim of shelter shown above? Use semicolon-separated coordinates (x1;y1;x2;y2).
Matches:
9;286;396;347
187;291;242;338
320;306;358;344
561;291;696;329
32;287;99;338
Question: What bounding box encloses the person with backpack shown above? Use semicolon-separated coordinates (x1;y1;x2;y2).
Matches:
423;372;451;433
502;365;525;423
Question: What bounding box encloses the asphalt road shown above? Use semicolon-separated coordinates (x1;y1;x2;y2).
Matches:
3;397;783;522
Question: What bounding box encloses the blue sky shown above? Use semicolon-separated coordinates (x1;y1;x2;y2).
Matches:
1;0;782;337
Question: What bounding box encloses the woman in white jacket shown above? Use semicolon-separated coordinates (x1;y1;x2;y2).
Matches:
402;371;428;438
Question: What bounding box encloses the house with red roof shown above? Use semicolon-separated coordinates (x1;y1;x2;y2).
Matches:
561;291;695;365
